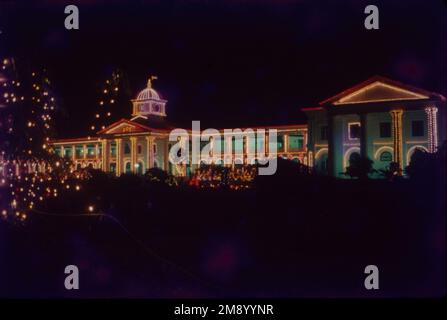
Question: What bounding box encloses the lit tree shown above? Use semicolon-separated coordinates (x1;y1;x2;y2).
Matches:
0;57;57;160
88;69;131;135
0;57;90;224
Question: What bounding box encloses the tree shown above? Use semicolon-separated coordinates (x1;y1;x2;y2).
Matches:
88;69;131;135
344;154;375;180
378;161;402;181
0;58;57;160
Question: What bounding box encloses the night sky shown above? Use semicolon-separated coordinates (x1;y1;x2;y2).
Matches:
0;0;446;138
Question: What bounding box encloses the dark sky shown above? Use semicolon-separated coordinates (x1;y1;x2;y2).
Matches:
1;0;446;137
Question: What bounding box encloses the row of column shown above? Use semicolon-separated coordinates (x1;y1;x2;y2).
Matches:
327;106;438;175
60;144;100;161
101;136;156;176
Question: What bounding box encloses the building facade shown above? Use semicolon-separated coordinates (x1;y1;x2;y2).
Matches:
49;75;445;178
303;76;445;177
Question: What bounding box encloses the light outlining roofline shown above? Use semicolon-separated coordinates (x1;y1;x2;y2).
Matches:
334;82;429;105
319;75;445;105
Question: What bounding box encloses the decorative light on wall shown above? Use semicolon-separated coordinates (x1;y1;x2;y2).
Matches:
425;106;438;153
390;109;403;169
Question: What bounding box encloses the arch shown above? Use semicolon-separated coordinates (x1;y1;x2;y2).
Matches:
315;148;328;160
343;147;361;170
124;161;132;173
374;146;394;161
406;145;429;166
153;159;160;169
314;149;328;174
136;161;144;174
234;158;244;165
292;157;300;163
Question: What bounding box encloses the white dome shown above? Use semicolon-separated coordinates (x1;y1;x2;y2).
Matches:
136;87;161;101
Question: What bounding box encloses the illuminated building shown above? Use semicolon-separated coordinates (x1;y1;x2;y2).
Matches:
49;75;445;178
303;75;445;177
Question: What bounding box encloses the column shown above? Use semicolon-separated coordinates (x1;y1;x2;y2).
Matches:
60;146;65;158
101;139;110;172
359;113;368;158
283;133;289;153
146;136;154;170
71;145;75;161
390;109;404;169
164;139;169;171
425;106;439;153
130;137;137;173
95;144;100;169
327;113;335;176
83;144;87;159
115;138;123;176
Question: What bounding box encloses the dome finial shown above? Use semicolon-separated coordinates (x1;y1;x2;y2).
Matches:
147;75;158;88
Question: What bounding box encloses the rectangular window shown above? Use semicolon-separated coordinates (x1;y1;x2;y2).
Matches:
412;120;424;137
111;144;116;156
75;146;83;158
232;137;243;153
153;144;157;154
348;122;361;140
320;126;328;141
65;148;72;158
379;122;391;138
87;145;95;157
288;133;304;151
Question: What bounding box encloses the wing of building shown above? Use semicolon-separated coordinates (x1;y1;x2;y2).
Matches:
49;75;445;178
303;75;445;177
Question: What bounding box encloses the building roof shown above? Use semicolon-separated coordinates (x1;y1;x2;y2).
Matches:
318;75;446;106
135;87;162;101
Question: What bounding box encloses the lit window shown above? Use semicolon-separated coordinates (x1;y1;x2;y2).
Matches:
288;132;304;150
348;123;361;140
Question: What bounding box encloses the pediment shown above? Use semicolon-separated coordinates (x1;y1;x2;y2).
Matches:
101;121;148;135
334;81;429;105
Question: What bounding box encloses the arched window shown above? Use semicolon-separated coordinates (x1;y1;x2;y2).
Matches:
380;151;392;162
136;161;144;174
